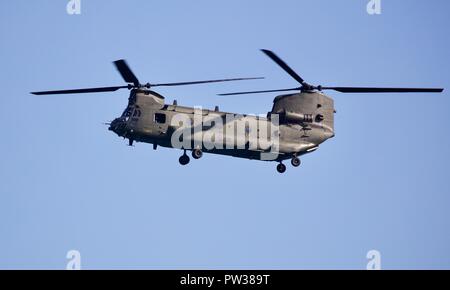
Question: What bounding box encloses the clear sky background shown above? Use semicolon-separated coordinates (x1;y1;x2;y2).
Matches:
0;0;449;269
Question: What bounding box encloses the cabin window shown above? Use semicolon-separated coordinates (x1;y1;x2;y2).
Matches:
154;113;166;124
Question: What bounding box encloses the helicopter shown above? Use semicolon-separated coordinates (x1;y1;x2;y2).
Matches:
32;50;443;173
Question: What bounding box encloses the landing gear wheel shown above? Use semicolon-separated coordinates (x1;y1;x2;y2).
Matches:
192;149;203;160
277;163;287;174
179;154;190;166
291;157;301;167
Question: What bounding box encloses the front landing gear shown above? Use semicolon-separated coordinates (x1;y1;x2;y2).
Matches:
277;162;287;174
179;149;203;166
192;148;203;159
179;151;190;166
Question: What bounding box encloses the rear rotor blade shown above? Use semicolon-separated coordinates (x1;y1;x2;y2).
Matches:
31;86;128;95
218;87;300;96
152;77;264;87
261;49;305;85
322;87;444;93
113;59;140;86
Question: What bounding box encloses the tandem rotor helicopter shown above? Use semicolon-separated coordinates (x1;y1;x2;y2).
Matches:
32;50;443;173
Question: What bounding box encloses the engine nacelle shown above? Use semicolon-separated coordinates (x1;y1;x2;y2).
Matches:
284;111;314;123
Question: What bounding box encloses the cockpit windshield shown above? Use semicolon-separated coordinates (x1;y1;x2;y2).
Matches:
122;106;141;121
121;107;133;119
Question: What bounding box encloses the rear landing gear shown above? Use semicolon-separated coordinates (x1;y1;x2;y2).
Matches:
179;151;190;166
276;156;301;173
291;156;301;167
277;162;287;174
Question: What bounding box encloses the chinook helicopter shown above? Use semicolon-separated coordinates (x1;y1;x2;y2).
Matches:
32;50;443;173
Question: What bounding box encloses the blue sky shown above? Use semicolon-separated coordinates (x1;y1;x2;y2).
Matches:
0;0;449;269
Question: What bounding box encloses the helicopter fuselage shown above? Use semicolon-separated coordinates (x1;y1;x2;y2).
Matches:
109;89;335;163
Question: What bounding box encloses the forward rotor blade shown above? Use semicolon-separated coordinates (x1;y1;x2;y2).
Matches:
322;87;444;93
152;77;264;87
113;59;140;86
31;86;128;95
261;49;305;85
218;87;300;96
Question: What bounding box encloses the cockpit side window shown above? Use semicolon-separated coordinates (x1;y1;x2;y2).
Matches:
154;113;166;124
